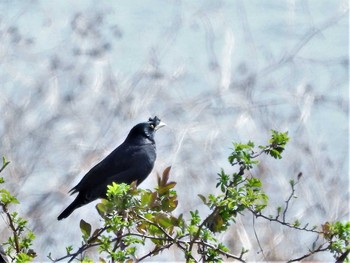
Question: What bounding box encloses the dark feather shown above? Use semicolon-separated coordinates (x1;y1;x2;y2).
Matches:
57;116;165;220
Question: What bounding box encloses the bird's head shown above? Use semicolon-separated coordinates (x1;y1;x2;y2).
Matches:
126;116;166;144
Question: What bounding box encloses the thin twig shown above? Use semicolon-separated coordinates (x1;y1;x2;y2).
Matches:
183;240;245;262
282;181;298;222
287;243;329;262
251;209;321;234
136;243;173;262
53;227;108;262
252;214;267;261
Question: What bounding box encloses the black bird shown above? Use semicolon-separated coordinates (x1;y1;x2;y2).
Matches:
57;116;166;220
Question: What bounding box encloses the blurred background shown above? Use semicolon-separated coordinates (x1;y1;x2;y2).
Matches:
0;0;348;261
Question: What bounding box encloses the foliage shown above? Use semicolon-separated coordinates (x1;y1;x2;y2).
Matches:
0;157;36;262
1;130;349;262
323;221;350;262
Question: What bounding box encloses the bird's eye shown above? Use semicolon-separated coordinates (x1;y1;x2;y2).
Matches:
150;124;155;129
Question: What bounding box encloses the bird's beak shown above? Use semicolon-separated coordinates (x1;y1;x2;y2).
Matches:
155;121;166;130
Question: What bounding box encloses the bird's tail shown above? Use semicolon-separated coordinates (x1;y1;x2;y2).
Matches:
57;195;84;220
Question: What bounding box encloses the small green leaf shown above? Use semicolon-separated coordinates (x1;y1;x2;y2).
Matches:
293;219;301;227
289;179;295;187
198;194;207;204
2;156;10;167
16;253;33;263
1;156;10;173
96;202;108;218
0;189;19;204
80;219;92;238
277;206;282;215
66;245;73;254
141;191;152;206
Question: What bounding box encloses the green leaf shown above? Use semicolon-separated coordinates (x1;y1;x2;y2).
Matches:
0;156;10;174
277;206;282;215
2;156;10;167
16;253;33;263
96;202;108;218
161;195;178;212
246;178;262;188
80;219;92;238
157;182;176;195
66;245;73;254
141;190;152;206
198;194;207;204
155;214;173;229
82;256;94;263
293;219;301;227
289;179;295;187
0;189;19;204
106;182;130;198
187;225;199;235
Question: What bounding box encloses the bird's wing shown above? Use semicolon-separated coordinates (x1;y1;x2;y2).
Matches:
69;143;155;194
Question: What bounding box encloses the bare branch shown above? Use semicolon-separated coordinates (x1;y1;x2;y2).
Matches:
287;243;329;262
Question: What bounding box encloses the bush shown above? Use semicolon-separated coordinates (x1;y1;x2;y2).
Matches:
1;131;349;262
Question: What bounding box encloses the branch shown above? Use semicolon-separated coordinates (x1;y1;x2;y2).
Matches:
336;248;350;263
132;214;196;261
189;205;220;254
1;204;20;253
252;214;267;261
185;240;245;262
282;179;299;222
287;243;329;262
136;242;173;262
52;242;99;263
186;167;246;260
135;214;174;241
251;209;321;234
131;214;243;262
250;172;320;233
52;227;108;262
